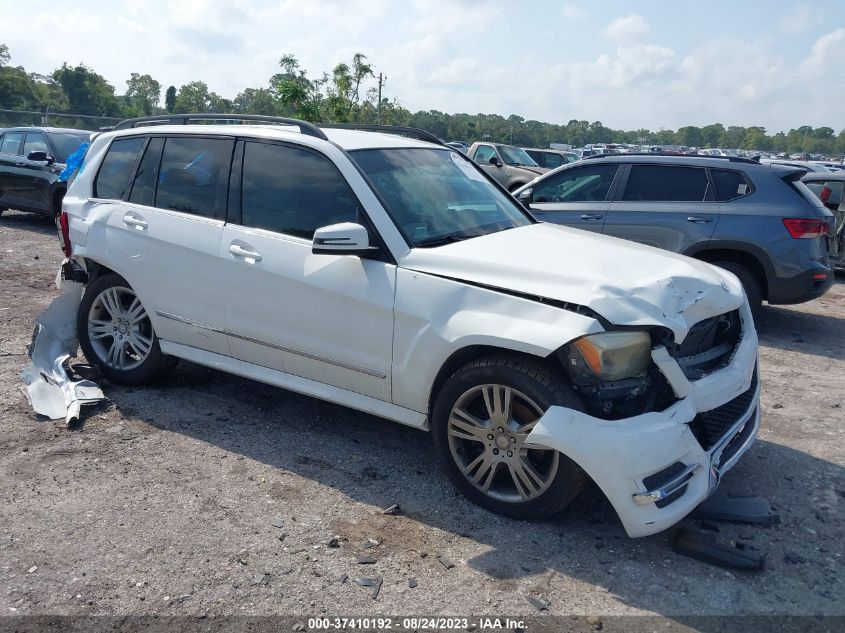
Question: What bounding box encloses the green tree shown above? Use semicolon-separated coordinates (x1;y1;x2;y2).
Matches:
700;123;725;148
676;126;703;147
234;87;278;115
52;62;120;116
174;81;212;112
0;43;9;67
125;73;161;116
165;85;176;112
741;126;770;151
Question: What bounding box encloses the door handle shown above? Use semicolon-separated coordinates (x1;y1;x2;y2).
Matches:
123;214;148;229
15;162;26;167
686;216;713;223
580;213;604;220
229;243;262;261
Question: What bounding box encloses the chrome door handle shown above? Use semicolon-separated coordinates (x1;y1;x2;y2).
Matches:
580;213;604;220
686;216;713;223
123;215;148;229
229;243;262;261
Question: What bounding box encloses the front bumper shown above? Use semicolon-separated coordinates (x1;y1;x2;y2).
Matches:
526;301;760;538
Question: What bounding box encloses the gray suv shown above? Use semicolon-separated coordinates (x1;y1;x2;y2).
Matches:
515;155;835;311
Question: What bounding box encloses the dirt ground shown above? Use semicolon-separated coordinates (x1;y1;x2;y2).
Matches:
0;210;843;621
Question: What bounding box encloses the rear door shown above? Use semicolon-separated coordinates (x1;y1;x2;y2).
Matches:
602;163;718;253
523;162;620;232
18;131;58;214
0;131;26;210
97;134;234;356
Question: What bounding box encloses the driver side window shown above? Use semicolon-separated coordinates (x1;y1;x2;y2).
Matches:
531;163;618;203
473;145;496;164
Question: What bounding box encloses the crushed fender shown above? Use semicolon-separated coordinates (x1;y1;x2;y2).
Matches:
20;267;105;426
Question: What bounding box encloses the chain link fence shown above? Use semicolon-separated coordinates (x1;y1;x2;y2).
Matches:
0;109;122;132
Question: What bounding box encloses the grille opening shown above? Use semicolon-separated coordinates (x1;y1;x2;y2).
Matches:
688;368;758;450
654;309;742;380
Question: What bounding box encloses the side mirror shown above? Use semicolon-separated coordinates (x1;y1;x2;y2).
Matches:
28;150;54;164
312;222;378;257
488;155;502;167
516;188;533;205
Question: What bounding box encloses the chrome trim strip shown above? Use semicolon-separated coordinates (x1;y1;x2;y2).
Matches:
155;311;387;379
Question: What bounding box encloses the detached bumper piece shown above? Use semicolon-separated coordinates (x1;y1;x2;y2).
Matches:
20;270;105;426
673;526;765;570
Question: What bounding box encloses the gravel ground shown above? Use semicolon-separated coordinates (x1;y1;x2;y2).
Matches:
0;210;843;620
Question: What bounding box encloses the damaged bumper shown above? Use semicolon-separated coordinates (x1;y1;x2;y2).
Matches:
20;265;105;425
526;302;760;538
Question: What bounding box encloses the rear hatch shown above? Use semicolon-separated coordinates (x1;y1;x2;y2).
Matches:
771;164;834;258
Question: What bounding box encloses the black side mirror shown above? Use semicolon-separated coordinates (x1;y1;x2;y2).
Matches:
27;150;53;164
517;188;533;205
488;155;502;167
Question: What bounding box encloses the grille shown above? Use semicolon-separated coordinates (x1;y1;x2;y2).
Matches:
688;368;758;450
659;309;742;380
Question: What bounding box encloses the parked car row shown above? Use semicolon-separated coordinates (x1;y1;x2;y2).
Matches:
38;114;764;539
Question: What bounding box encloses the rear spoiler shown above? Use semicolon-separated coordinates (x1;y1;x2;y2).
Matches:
769;163;808;181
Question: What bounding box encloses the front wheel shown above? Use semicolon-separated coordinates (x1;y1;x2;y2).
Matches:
77;273;175;385
431;355;585;519
712;261;763;315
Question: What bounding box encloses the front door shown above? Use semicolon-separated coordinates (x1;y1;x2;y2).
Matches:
19;132;58;214
220;139;395;401
525;162;621;232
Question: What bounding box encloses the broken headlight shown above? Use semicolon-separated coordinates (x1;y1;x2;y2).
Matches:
568;331;652;382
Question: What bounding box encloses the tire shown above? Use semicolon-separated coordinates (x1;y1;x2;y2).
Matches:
508;182;525;192
713;260;763;315
431;355;586;519
77;272;175;385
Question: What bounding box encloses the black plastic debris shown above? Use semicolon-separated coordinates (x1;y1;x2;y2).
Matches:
371;575;383;600
357;556;377;564
382;504;400;515
271;516;285;528
326;536;341;548
690;491;780;525
339;573;348;584
526;595;550;611
673;527;764;570
437;556;455;570
354;577;375;587
408;578;418;588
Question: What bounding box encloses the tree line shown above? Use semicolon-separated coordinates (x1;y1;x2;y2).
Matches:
1;43;843;155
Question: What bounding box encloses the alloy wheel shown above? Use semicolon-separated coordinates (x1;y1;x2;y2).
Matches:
87;286;153;371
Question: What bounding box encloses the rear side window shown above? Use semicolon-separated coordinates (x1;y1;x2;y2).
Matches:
711;169;752;202
531;163;618;203
23;132;49;157
623;165;709;202
128;137;164;207
240;141;358;239
155;137;234;219
0;132;24;155
94;137;145;199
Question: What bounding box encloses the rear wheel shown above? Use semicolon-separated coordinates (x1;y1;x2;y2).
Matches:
431;355;585;519
77;273;175;385
713;260;763;314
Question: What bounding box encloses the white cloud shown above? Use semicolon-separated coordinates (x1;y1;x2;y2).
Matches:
603;14;650;42
801;28;845;77
560;4;585;20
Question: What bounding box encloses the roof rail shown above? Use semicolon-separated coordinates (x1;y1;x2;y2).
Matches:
111;113;329;140
583;152;760;164
320;124;444;146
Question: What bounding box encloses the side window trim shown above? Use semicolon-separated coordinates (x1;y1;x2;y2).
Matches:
122;135;152;202
92;135;146;201
227;140;245;225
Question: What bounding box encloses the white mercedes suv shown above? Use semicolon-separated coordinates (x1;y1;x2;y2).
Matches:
57;115;760;538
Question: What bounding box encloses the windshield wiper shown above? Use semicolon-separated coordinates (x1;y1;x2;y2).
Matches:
415;233;471;248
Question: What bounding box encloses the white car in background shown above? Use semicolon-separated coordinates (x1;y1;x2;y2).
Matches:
54;115;760;538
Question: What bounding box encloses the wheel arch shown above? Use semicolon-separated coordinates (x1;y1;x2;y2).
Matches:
686;242;772;300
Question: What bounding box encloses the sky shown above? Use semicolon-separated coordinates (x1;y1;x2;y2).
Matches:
4;0;845;133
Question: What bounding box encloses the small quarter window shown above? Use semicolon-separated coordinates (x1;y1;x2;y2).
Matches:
710;169;753;202
94;137;145;200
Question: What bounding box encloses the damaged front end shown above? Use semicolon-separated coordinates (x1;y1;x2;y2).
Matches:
21;262;105;426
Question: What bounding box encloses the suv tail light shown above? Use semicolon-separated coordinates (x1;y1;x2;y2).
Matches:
57;210;72;257
782;218;829;239
819;186;832;204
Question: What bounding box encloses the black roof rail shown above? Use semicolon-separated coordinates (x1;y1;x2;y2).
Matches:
583;152;760;164
319;123;445;146
111;113;329;141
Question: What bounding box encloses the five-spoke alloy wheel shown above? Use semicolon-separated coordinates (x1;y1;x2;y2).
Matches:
432;356;585;519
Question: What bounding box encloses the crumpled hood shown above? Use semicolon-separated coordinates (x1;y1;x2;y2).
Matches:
400;223;744;342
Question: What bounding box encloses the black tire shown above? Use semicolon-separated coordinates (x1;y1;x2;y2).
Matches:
713;260;763;315
508;182;525;192
77;272;175;385
431;355;586;519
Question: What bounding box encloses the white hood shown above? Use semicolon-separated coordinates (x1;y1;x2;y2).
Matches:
400;223;744;342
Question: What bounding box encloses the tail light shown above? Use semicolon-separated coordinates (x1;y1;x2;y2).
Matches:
819;186;832;204
782;218;829;239
57;210;72;257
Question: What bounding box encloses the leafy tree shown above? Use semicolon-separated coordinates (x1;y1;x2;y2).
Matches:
165;85;176;112
125;73;161;116
52;63;120;116
234;87;278;115
174;81;212;112
742;126;770;151
676;126;703;148
0;44;9;67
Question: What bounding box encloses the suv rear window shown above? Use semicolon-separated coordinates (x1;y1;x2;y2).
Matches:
710;169;752;202
623;165;709;202
155;137;234;219
94;137;145;199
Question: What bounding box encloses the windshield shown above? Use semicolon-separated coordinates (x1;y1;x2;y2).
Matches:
497;145;539;167
50;132;90;162
351;148;533;247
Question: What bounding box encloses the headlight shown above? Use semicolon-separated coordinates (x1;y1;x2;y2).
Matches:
569;331;652;381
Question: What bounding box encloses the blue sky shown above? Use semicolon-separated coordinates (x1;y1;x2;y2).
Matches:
5;0;845;132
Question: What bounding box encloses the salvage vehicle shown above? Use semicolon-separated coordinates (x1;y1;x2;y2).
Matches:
50;115;760;538
803;171;845;270
467;141;548;191
515;154;834;312
0;126;92;218
523;147;579;169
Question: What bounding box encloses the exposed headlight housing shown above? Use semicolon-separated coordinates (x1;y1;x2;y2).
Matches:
568;331;652;382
